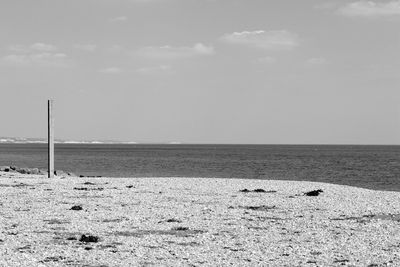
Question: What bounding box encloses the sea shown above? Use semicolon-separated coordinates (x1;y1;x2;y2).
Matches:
0;144;399;192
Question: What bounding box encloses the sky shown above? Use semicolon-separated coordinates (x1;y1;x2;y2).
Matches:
0;0;399;144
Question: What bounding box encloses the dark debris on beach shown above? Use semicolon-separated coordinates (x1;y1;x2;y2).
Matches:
239;188;277;193
304;189;323;196
158;218;182;223
79;235;99;243
239;205;277;211
0;166;76;177
73;187;104;191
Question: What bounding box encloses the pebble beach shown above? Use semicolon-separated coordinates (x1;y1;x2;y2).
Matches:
1;171;400;266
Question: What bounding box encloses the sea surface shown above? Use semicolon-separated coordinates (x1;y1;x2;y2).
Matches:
0;144;399;191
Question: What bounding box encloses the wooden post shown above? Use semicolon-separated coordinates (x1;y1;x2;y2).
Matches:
48;100;54;178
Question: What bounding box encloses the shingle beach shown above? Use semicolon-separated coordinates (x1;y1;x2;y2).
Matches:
1;171;399;266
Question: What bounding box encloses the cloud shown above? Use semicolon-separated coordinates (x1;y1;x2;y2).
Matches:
136;43;214;59
2;42;72;67
8;43;58;53
1;53;71;67
220;30;299;50
338;1;400;17
99;67;123;73
73;44;97;52
109;16;128;22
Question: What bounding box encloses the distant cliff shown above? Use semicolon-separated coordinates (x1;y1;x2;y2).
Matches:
0;137;137;144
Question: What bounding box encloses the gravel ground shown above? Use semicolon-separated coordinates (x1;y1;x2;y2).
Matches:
0;171;400;266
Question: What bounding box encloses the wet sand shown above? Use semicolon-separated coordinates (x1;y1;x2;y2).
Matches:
0;171;400;266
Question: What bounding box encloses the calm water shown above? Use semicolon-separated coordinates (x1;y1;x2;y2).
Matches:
0;144;399;191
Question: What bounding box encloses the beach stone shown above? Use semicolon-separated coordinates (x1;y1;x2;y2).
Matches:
239;188;276;193
305;189;323;196
73;187;88;191
54;170;77;177
165;218;182;223
79;235;99;243
253;188;267;193
54;170;67;176
18;168;30;174
5;166;17;173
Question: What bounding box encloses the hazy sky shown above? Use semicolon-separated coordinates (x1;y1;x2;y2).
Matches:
0;0;399;144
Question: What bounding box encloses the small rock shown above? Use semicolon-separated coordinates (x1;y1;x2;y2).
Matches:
166;218;182;223
253;189;267;193
18;168;29;174
54;170;71;176
70;205;83;211
84;247;93;250
305;189;323;196
79;235;99;243
240;188;276;193
126;185;134;188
